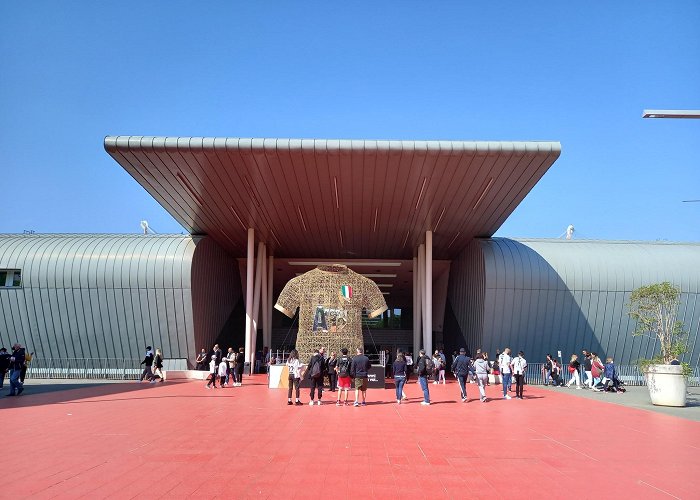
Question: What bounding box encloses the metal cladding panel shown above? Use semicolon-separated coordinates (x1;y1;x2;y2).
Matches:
472;238;700;365
446;240;485;353
190;237;241;355
105;136;561;260
0;234;202;363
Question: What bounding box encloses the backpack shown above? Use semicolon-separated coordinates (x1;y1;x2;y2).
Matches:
423;357;435;376
310;356;322;379
338;356;351;377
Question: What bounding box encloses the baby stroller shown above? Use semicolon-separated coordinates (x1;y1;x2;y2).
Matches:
602;377;625;393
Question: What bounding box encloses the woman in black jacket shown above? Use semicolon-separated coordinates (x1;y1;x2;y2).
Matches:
566;354;582;389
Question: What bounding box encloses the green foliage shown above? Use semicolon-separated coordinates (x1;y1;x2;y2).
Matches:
628;282;689;367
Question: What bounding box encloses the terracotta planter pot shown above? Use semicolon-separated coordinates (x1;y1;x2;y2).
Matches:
645;364;687;407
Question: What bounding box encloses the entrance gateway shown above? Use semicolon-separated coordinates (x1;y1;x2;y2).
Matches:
105;137;561;372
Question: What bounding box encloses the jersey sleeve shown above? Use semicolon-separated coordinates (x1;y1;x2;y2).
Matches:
275;276;301;318
363;278;388;319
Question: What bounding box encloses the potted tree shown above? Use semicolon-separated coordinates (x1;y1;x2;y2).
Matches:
628;282;690;407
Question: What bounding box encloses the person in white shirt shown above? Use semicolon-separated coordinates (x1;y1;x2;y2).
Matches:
499;348;513;399
512;351;527;399
286;349;303;405
217;358;228;387
206;354;218;389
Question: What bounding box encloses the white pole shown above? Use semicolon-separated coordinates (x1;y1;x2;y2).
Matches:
244;228;255;374
413;256;420;357
267;255;274;351
261;244;268;352
418;243;425;352
424;231;433;357
251;242;265;374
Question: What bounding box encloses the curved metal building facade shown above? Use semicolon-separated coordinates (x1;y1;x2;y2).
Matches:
448;238;700;365
0;234;240;366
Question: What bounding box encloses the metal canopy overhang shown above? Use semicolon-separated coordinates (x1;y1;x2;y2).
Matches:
104;137;561;260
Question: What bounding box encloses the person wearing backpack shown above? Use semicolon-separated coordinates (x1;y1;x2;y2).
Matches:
415;349;432;405
305;348;325;405
335;348;353;406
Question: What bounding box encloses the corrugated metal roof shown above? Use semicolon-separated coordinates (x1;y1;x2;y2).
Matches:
105;137;561;259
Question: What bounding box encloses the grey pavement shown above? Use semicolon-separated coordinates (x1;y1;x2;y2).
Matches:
538;383;700;422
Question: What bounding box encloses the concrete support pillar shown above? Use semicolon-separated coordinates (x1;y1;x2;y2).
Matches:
418;243;426;352
251;242;265;374
261;244;269;355
412;256;421;356
424;231;433;357
265;255;274;352
244;228;255;372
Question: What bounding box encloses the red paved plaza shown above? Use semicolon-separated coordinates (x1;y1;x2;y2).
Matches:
3;376;698;499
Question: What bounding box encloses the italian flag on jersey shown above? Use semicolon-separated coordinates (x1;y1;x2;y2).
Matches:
340;285;352;300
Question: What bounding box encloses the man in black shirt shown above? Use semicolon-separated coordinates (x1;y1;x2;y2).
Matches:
306;348;325;405
0;347;10;389
350;347;371;407
415;349;432;405
139;346;155;382
7;343;26;396
452;348;472;402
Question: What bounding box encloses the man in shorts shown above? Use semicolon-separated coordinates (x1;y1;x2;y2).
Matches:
350;347;370;407
335;348;353;406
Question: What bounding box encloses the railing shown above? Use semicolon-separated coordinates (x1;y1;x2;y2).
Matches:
26;358;143;380
23;358;700;387
523;362;700;387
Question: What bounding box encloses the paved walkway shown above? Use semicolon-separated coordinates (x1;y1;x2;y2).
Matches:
3;377;699;499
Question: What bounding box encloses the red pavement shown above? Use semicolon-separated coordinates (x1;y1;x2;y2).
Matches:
3;376;698;499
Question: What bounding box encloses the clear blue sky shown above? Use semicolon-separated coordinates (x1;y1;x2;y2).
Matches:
1;1;698;242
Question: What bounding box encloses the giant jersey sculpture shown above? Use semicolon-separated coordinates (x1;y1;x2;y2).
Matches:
274;265;388;361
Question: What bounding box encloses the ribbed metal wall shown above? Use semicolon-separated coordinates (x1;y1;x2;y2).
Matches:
191;237;241;352
0;234;239;366
448;238;700;365
446;239;485;351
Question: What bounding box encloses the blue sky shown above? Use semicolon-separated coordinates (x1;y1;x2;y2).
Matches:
1;1;698;242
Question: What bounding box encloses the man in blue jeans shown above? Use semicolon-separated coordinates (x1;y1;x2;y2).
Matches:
452;348;472;402
415;349;431;406
7;343;26;396
499;347;513;400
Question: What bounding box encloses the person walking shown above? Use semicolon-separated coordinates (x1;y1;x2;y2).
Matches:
512;351;527;399
350;347;371;407
393;352;408;404
591;353;604;388
286;349;303;405
474;353;490;402
7;343;26;396
566;354;582;389
0;347;10;389
234;347;245;386
335;348;353;406
152;348;165;383
305;348;326;405
432;350;442;384
206;353;218;388
326;351;338;392
582;350;593;389
217;356;228;387
225;347;236;386
139;346;155;382
404;352;413;387
20;351;32;383
499;348;513;399
452;348;472;402
415;349;433;405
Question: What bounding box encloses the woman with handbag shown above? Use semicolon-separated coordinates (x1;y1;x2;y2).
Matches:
566;354;582;389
